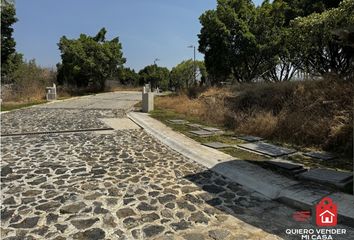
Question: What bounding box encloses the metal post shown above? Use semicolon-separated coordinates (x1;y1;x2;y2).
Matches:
153;58;159;89
188;45;196;86
193;46;196;84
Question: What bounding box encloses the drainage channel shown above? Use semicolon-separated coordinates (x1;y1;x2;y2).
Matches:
0;127;114;137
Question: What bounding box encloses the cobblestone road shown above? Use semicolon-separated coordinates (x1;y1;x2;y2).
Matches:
1;92;353;239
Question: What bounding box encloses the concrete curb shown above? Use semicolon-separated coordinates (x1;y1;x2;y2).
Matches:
128;112;354;227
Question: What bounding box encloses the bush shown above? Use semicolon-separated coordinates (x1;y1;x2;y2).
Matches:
2;59;56;102
155;77;353;156
231;78;353;155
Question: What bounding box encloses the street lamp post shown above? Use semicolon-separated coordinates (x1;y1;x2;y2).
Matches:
188;45;196;86
152;58;160;89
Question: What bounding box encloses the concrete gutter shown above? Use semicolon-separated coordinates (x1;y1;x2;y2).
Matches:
128;111;354;227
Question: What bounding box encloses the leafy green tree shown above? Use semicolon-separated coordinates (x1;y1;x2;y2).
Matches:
117;67;139;86
255;0;302;82
1;0;17;65
282;0;342;24
2;52;23;82
198;0;347;83
170;59;207;90
57;28;126;91
138;65;170;90
1;0;22;82
199;0;266;83
10;59;53;86
290;0;354;77
258;0;345;81
198;9;232;83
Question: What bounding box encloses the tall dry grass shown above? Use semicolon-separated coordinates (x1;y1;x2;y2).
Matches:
155;78;353;155
155;87;229;124
233;79;353;155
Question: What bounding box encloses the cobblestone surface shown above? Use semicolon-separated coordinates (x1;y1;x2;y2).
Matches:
1;93;353;239
36;92;141;110
1;108;124;135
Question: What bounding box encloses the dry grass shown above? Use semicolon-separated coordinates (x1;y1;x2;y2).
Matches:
236;112;278;138
155;79;353;156
155;87;230;125
1;99;47;112
155;94;205;118
2;81;48;102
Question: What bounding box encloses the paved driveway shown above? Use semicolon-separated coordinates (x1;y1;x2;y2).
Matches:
36;92;142;110
1;92;352;239
1;92;140;135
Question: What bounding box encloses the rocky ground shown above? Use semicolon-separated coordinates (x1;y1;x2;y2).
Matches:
1;92;352;239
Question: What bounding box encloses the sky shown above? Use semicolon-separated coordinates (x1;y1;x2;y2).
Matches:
13;0;262;71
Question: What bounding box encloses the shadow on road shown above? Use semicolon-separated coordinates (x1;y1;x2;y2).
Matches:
183;160;310;239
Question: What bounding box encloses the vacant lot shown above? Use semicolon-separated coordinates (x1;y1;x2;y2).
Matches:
155;79;353;157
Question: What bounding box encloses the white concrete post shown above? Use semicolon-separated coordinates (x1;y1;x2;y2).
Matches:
142;90;154;113
46;83;57;101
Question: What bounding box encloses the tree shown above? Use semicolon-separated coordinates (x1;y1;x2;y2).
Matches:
138;65;170;90
1;0;22;82
198;0;348;83
57;28;126;91
199;0;266;83
170;59;207;90
117;67;139;86
198;9;232;83
255;0;301;82
282;0;342;25
258;0;347;81
290;0;354;77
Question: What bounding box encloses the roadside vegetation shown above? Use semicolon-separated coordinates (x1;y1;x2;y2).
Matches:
154;77;353;158
151;0;353;160
1;1;56;105
149;109;269;162
1;100;47;112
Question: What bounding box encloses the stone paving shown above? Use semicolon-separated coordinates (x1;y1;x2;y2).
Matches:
1;109;123;135
36;92;141;110
1;92;353;239
36;99;139;110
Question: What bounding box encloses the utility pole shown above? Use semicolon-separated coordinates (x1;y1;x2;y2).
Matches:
188;45;196;86
152;58;160;89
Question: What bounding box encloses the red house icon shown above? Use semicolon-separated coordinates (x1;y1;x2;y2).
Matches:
319;210;335;224
316;197;337;227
